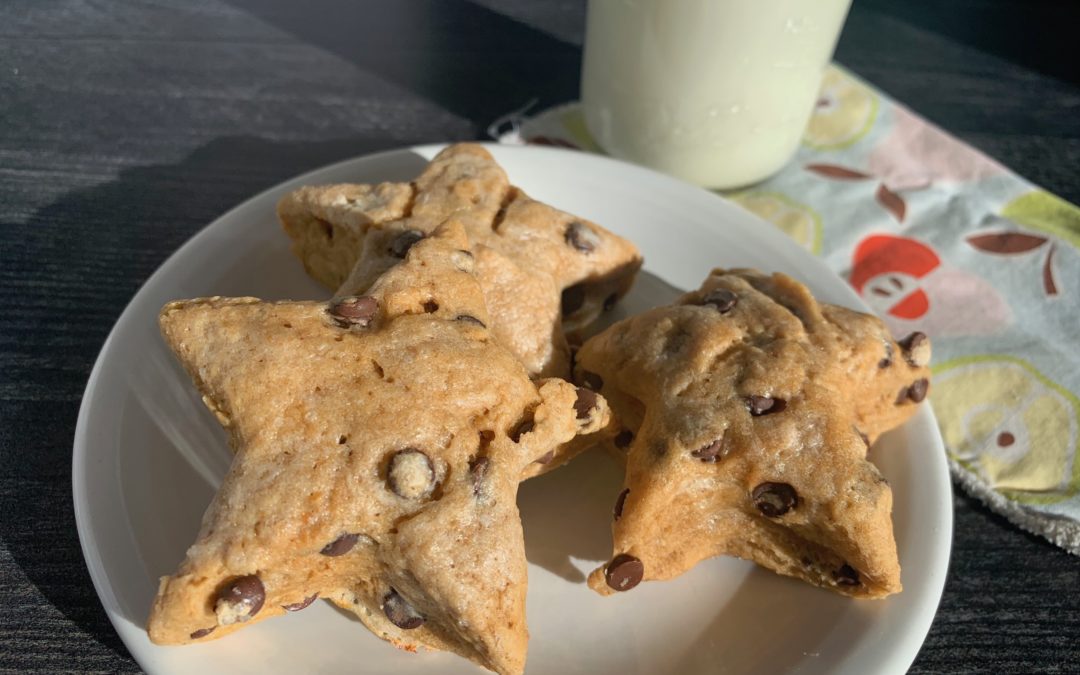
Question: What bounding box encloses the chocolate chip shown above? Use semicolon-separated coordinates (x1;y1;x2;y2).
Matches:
752;482;798;517
282;594;318;612
510;419;534;443
422;299;439;313
997;431;1015;447
702;289;738;313
691;437;727;463
879;341;894;369
469;456;491;495
613;488;629;521
574;387;599;420
455;314;486;328
387;448;435;500
614;430;634;449
329;296;378;328
383;589;424;629
389;229;424;258
580;371;604;391
534;450;555;465
321;533;360;556
908;378;929;403
189;626;216;639
215;575;265;625
834;564;860;586
605;554;644;592
562;284;585;316
898;331;930;367
603;293;618;312
746;396;786;416
565;221;600;253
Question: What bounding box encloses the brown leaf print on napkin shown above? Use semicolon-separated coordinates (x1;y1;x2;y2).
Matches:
966;232;1058;296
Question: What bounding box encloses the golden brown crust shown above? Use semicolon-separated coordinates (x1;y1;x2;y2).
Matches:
578;269;932;600
276;143;643;379
148;223;609;675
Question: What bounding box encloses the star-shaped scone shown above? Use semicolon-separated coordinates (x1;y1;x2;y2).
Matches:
277;143;643;379
147;222;609;675
575;269;931;599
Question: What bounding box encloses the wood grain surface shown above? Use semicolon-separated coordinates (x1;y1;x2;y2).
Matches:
1;0;1077;672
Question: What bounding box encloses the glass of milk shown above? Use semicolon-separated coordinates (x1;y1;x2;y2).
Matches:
581;0;853;189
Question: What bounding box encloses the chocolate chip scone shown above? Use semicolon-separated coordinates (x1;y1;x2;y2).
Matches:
277;143;643;379
147;222;609;675
576;269;931;600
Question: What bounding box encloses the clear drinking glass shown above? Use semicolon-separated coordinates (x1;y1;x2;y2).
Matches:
581;0;853;189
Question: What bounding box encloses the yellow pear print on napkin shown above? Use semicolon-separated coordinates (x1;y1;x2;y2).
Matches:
727;191;823;254
802;66;879;151
933;356;1080;504
1002;190;1080;252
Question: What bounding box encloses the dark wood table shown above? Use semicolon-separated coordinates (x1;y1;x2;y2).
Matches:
2;0;1077;671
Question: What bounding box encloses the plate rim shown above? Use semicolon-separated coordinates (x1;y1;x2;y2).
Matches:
72;142;953;674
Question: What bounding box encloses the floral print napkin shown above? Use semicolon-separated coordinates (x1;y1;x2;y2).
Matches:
492;65;1080;554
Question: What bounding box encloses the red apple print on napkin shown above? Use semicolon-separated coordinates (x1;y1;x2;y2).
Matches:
851;234;1011;337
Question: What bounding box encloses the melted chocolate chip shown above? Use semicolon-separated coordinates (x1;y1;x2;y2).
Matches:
614;430;634;449
908;378;929;402
613;488;629;521
565;221;600;253
574;387;599;420
691;437;727;463
534;450;555;465
455;314;486;328
605;554;644;592
469;456;491;495
329;296;378;328
383;589;424;629
746;396;787;416
898;331;930;367
834;564;861;587
282;594;318;612
422;299;439;313
189;626;216;639
215;575;265;624
389;229;424;258
562;284;585;316
580;371;604;392
752;482;798;517
702;289;738;313
997;431;1015;447
321;533;360;556
386;448;435;500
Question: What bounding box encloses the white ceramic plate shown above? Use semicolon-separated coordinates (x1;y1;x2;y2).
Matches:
73;144;951;675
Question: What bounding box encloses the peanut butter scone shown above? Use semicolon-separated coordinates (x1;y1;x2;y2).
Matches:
277;143;643;378
576;269;931;600
147;222;609;675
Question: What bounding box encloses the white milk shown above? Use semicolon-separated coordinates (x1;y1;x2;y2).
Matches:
581;0;852;189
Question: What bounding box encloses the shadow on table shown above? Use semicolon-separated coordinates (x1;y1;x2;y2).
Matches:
0;133;428;665
852;0;1080;86
222;0;582;131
